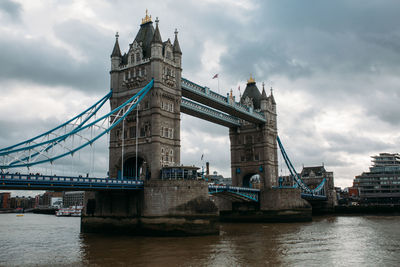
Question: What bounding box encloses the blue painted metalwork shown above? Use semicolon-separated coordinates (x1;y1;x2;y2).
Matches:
208;185;260;202
181;98;241;127
0;79;154;169
0;91;112;152
209;136;328;202
0;173;143;190
277;135;327;199
181;78;266;123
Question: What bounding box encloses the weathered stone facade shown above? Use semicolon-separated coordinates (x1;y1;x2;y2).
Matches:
80;13;220;236
82;180;219;236
230;77;278;189
109;15;182;180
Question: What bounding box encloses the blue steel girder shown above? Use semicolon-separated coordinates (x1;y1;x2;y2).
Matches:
0;173;143;191
209;185;260;202
181;78;266;125
181;98;241;128
0;80;154;169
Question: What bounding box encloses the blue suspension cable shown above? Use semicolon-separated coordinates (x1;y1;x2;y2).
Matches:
0;79;153;169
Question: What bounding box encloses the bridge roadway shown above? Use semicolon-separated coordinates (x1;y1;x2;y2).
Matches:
181;98;240;128
0;173;143;191
181;78;266;125
0;174;327;201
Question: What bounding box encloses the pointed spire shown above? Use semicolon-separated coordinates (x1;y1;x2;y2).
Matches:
261;82;267;100
111;32;122;58
151;17;162;44
270;86;276;104
173;28;182;54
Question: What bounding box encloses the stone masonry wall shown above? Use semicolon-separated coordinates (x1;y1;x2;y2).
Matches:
143;180;218;217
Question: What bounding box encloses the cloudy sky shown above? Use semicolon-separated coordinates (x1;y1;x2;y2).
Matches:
1;0;400;196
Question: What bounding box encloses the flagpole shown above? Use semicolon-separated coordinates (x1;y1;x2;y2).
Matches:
201;154;204;180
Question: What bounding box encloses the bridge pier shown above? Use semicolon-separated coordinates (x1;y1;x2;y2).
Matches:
81;190;143;234
81;180;219;236
215;188;312;222
140;180;219;235
259;188;312;221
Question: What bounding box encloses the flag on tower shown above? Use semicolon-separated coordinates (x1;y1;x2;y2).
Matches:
212;74;218;79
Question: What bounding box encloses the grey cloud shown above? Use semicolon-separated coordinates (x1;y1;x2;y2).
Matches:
220;39;312;82
54;19;110;59
368;100;400;125
0;19;111;92
215;0;400;94
0;0;21;21
324;132;392;155
258;0;400;34
0;118;60;148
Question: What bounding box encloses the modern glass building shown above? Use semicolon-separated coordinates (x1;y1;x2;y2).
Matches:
354;153;400;203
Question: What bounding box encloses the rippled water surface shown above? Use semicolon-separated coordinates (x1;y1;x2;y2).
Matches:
0;214;399;266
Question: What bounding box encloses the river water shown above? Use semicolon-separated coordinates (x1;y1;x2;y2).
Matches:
0;214;399;266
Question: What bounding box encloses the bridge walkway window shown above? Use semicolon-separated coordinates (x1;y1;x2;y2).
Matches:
161;166;200;180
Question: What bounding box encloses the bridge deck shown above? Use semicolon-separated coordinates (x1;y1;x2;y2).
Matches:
181;78;266;124
0;174;143;191
0;173;327;201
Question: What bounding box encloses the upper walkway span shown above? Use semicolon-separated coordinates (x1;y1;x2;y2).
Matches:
181;78;266;125
181;98;241;127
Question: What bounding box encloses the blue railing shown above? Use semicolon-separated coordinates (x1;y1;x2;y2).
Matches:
0;173;143;190
208;185;260;202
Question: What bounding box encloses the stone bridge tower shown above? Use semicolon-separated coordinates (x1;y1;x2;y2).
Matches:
229;76;278;189
108;12;182;180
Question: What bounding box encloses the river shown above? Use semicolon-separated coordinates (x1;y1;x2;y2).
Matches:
0;214;399;266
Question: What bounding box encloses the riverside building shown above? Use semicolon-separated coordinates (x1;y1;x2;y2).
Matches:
354;153;400;203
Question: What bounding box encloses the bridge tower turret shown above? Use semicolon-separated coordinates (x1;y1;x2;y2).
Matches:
173;29;182;66
110;32;122;93
229;77;278;189
108;12;182;180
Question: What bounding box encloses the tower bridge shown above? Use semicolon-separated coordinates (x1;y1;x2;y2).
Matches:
0;12;336;235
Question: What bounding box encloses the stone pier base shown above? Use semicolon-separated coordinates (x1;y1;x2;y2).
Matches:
215;187;312;222
81;180;219;236
259;187;312;221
